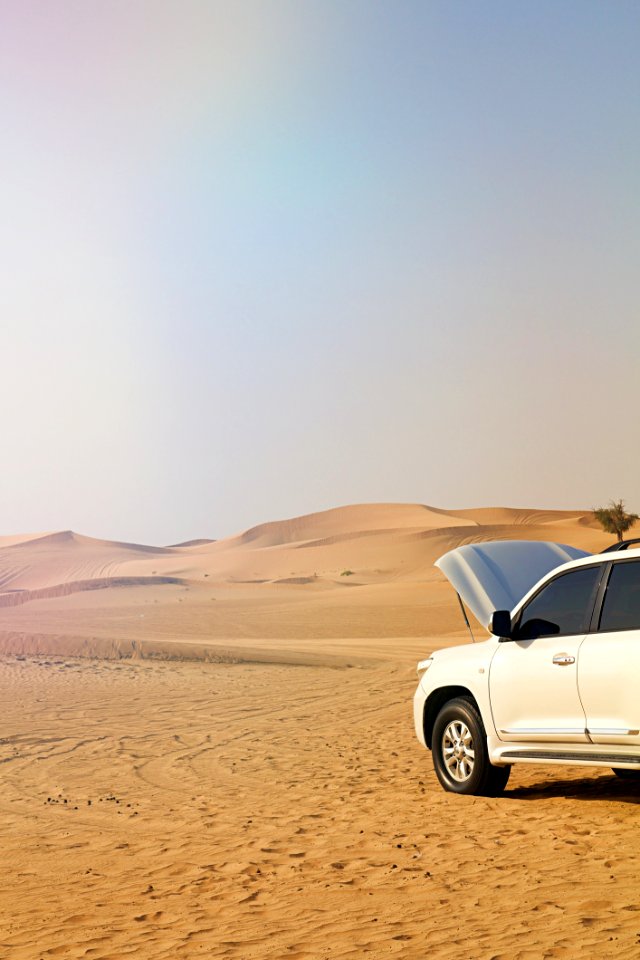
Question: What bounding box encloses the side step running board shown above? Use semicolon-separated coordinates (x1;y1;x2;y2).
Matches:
501;750;640;764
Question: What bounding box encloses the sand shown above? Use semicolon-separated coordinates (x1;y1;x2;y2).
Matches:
0;504;637;958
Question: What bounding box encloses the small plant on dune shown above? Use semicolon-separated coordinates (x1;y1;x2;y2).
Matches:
340;569;354;577
592;499;639;542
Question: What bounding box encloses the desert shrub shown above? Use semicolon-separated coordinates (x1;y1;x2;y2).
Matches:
593;499;639;542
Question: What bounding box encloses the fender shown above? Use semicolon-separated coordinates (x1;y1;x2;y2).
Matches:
415;638;499;747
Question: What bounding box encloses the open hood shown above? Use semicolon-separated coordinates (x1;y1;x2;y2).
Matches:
435;540;591;630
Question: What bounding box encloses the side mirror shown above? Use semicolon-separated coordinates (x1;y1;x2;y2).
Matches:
489;609;512;640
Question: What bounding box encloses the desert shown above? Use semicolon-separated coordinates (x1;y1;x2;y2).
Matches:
0;503;638;959
5;1;640;956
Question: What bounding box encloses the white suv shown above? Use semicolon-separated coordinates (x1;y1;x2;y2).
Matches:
413;539;640;795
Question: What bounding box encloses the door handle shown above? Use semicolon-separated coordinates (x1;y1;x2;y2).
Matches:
552;654;575;665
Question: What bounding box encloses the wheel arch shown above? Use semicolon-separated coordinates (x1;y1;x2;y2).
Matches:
423;686;479;749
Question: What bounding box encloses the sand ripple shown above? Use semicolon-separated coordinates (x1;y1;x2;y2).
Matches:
0;656;637;959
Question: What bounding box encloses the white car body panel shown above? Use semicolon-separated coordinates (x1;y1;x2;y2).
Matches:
488;634;589;743
578;627;640;746
414;638;499;742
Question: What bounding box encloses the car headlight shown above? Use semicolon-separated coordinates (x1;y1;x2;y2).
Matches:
416;657;433;677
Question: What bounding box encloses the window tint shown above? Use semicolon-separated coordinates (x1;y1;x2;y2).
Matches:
599;560;640;632
517;566;601;640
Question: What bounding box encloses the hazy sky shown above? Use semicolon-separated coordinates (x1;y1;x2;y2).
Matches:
2;1;639;544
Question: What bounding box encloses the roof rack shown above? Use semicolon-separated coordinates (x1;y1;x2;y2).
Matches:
600;537;640;554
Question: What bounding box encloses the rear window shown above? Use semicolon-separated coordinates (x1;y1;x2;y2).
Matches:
599;560;640;632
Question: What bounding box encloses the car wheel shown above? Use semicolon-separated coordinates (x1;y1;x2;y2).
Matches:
612;768;640;780
432;697;510;796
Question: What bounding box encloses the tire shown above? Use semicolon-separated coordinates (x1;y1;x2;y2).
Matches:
432;697;511;797
612;768;640;780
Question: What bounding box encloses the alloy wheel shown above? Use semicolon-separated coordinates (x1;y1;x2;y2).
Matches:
442;719;475;782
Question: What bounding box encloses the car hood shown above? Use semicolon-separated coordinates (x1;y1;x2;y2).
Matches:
435;540;591;630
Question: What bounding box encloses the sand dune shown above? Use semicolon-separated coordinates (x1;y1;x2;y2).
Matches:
446;506;589;526
0;531;57;549
0;503;615;664
231;502;472;548
166;538;217;548
0;530;176;593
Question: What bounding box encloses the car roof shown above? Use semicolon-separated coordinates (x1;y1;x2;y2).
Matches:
549;545;640;571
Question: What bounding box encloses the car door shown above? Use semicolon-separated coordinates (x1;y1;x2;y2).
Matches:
578;558;640;747
489;564;603;743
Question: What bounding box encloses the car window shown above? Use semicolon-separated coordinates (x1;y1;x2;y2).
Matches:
599;560;640;632
517;565;602;640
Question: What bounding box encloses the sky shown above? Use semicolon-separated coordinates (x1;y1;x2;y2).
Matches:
1;0;639;544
